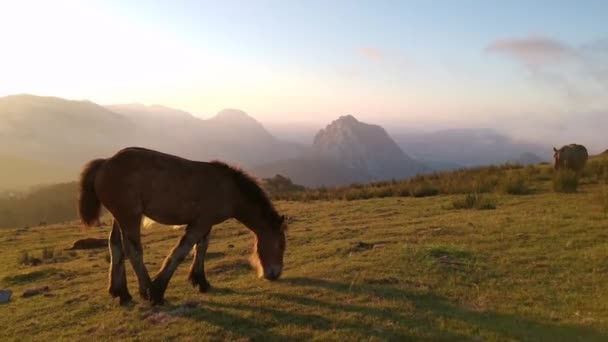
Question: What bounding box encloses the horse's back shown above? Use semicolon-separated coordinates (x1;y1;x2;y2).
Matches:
95;147;232;224
561;144;589;171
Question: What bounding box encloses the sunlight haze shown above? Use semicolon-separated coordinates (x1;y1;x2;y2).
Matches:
0;0;606;148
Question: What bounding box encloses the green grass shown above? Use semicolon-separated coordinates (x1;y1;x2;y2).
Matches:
1;156;608;340
1;181;608;340
451;193;497;210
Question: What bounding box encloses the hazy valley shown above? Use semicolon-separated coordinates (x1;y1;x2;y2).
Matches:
1;94;556;191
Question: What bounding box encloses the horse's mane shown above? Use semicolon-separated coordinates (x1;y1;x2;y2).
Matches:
210;161;278;220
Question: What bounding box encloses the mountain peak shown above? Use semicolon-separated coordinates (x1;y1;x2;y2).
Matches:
214;108;253;122
335;114;359;125
313;116;425;180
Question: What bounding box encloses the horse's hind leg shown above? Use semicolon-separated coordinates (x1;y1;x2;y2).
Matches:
152;222;209;304
118;216;153;302
188;230;211;293
108;220;132;305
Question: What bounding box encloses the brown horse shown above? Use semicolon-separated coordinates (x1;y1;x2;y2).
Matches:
553;144;588;172
78;147;287;305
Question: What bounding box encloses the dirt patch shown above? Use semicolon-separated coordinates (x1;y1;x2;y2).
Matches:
22;286;50;298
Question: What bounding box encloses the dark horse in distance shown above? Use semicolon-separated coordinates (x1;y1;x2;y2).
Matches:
553;144;589;172
78;147;287;305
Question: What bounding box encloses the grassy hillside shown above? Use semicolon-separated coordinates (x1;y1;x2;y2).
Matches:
271;155;608;201
1;165;608;340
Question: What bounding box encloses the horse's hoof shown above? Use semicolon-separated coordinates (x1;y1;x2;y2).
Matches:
148;281;166;305
139;288;151;301
150;296;165;306
199;281;211;293
119;293;133;306
109;286;130;299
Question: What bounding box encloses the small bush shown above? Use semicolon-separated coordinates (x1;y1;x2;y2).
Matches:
553;170;579;193
452;193;496;210
17;251;30;265
17;251;42;266
411;183;439;197
500;175;530;195
598;182;608;217
41;247;54;260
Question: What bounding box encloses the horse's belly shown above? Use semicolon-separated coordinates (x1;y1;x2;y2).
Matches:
142;200;200;226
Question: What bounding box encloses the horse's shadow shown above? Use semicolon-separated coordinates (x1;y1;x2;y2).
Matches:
159;277;606;341
278;277;606;341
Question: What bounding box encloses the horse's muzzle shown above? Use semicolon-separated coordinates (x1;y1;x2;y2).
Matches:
264;265;283;281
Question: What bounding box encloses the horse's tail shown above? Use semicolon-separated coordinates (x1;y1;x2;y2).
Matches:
78;158;106;226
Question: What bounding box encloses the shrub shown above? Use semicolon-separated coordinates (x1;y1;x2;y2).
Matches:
452;193;496;210
500;175;530;195
17;251;30;265
41;247;54;260
411;183;439;197
17;251;42;266
553;170;579;193
599;181;608;218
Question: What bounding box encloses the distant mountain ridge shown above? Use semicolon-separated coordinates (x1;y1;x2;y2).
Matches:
393;128;551;170
253;115;427;186
0;94;305;190
1;94;552;190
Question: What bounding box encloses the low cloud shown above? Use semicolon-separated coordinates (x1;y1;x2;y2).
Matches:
485;36;576;66
485;36;608;106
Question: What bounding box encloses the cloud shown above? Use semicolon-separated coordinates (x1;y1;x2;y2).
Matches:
485;36;576;66
485;36;608;106
357;47;385;61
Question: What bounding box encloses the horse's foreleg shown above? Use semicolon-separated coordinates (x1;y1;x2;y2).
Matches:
119;218;153;303
188;230;211;293
152;222;208;304
108;220;132;305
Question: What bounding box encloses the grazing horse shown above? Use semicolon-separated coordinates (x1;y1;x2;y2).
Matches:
78;147;287;305
553;144;588;172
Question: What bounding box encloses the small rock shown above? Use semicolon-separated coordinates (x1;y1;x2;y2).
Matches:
227;243;235;248
69;238;107;250
0;290;12;303
22;286;50;298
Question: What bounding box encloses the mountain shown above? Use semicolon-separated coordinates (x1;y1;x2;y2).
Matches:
393;128;551;170
107;105;306;166
0;94;133;165
0;94;307;189
253;115;427;187
312;115;426;180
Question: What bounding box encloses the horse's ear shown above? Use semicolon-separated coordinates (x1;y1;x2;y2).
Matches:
553;147;558;152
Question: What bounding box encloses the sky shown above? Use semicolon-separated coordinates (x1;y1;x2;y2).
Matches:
0;0;607;138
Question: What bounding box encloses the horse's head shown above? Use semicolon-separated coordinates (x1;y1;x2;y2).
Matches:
553;147;562;170
251;215;287;281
